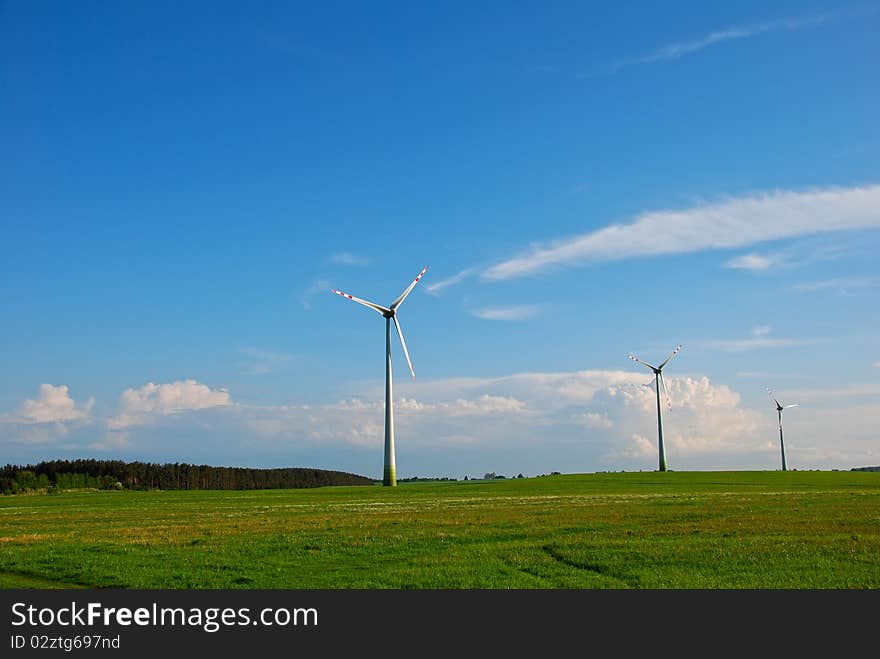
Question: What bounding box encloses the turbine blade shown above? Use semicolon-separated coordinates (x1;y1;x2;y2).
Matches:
658;344;682;370
784;403;799;409
766;387;781;408
661;373;672;411
393;316;416;379
390;265;429;310
331;289;390;315
628;354;657;371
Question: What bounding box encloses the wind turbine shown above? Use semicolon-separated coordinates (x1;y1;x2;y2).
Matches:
767;388;798;471
627;345;682;472
332;266;428;486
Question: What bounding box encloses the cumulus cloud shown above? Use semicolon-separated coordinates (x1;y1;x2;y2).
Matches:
291;368;771;470
571;412;613;429
18;384;94;424
612;434;657;460
108;379;232;430
237;393;529;450
601;376;766;461
445;394;528;415
0;384;95;446
5;367;874;473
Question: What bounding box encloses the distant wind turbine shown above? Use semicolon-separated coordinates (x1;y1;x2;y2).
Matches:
627;345;682;472
332;266;428;486
767;388;798;471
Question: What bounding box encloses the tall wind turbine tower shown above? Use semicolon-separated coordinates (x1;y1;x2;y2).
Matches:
627;345;682;472
767;388;798;471
332;266;428;486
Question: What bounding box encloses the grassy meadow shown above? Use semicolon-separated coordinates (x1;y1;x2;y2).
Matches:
1;471;878;589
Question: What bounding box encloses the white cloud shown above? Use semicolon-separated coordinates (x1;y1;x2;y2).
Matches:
0;384;94;446
874;362;880;368
18;384;93;424
399;369;647;405
6;366;875;473
603;376;765;455
612;434;657;460
751;325;772;337
724;253;785;271
300;279;331;310
328;394;528;418
423;267;478;296
330;252;370;266
108;379;231;429
571;412;613;429
439;394;528;416
470;305;541;321
483;183;880;280
613;12;831;71
239;393;529;450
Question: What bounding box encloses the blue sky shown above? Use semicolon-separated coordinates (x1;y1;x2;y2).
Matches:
2;1;878;478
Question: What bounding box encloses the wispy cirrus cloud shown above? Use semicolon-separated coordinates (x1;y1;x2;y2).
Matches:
470;304;541;321
424;267;478;296
611;12;832;72
482;183;880;281
300;278;331;310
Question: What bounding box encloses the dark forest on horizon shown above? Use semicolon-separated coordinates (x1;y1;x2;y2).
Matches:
0;459;374;494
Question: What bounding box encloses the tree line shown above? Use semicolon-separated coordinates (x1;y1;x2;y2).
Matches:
0;459;374;494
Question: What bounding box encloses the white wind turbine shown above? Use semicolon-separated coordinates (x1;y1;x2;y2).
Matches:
627;345;682;472
332;266;428;486
767;388;798;472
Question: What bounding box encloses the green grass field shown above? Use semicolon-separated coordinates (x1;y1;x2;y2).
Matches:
1;471;878;589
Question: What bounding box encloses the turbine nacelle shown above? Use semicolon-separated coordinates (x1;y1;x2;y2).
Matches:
767;388;798;414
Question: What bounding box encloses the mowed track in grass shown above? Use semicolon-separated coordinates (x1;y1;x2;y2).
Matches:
1;471;878;589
